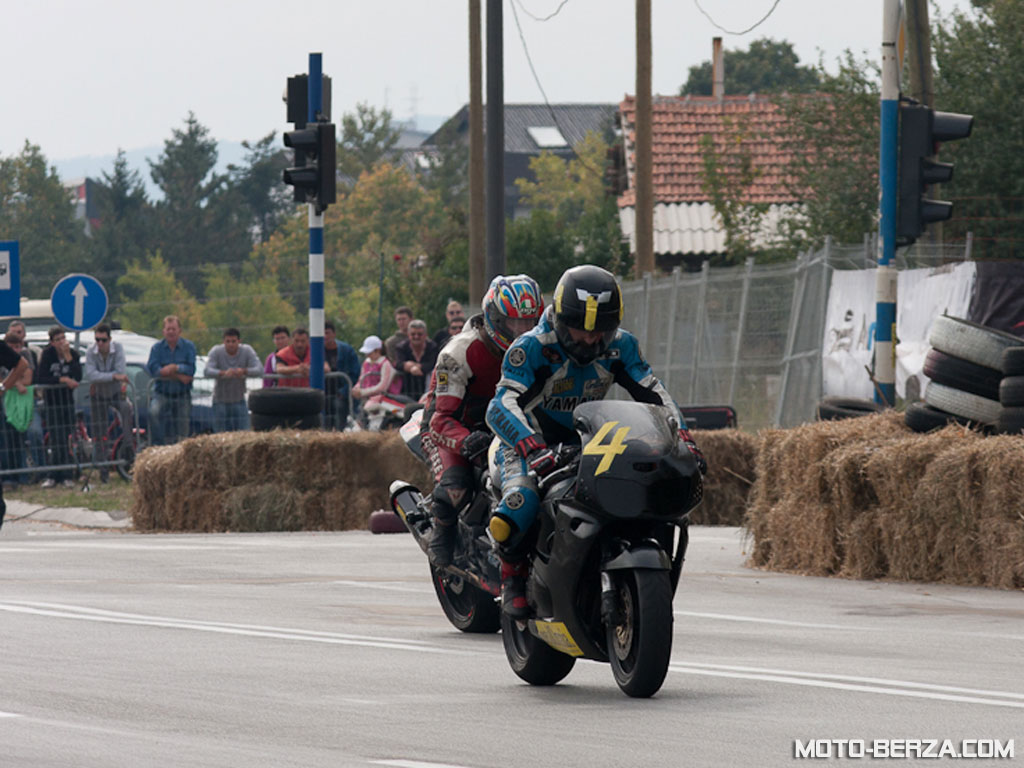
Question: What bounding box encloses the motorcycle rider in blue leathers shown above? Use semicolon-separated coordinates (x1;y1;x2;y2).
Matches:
485;264;707;617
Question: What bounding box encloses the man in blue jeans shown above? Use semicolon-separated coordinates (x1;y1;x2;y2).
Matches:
205;328;262;432
146;315;196;445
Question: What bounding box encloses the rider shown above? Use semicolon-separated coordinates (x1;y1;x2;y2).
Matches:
485;264;707;617
424;274;545;567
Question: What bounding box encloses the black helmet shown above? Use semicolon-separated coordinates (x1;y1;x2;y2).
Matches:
552;264;623;365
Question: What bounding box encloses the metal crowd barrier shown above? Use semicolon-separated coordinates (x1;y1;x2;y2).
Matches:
0;380;140;484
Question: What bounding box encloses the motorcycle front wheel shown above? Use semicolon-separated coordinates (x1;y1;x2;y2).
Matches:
606;568;673;698
430;565;501;633
500;612;576;686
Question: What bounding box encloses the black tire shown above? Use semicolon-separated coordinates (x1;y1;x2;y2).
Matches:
606;569;674;698
1001;347;1024;376
501;612;576;685
430;565;500;633
247;387;325;417
368;509;408;534
115;438;136;481
923;349;1001;401
928;315;1023;370
904;401;962;433
996;406;1024;435
251;411;321;432
924;382;1001;425
816;397;884;421
999;376;1024;407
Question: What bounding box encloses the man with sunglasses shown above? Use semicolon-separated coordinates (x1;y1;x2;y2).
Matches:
85;324;132;482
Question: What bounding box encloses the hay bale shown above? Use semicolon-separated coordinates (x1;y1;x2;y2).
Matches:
131;430;432;532
691;429;758;526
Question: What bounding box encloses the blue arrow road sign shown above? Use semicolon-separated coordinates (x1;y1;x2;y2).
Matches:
51;273;108;331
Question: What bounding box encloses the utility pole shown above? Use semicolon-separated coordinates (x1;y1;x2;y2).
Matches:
874;0;901;407
485;0;505;280
635;0;654;276
469;0;486;304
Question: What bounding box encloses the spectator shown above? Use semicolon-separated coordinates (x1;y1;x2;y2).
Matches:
146;315;196;446
440;316;466;351
5;321;38;369
384;306;413;365
36;326;82;487
394;319;439;400
0;335;34;489
7;334;44;476
0;339;28;528
275;327;311;387
352;335;402;409
84;324;132;482
432;300;466;348
263;325;291;387
206;328;262;433
324;321;360;430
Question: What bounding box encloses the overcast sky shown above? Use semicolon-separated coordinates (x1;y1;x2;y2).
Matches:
2;0;968;162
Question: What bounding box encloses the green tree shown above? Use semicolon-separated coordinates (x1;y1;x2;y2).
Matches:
417;121;469;211
934;0;1024;257
114;253;206;338
92;149;153;287
681;38;820;96
226;132;291;244
149;113;249;295
337;103;402;186
199;263;301;357
0;141;88;297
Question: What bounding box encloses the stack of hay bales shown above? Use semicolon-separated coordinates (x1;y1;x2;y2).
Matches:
747;411;1024;588
131;431;432;532
690;429;758;526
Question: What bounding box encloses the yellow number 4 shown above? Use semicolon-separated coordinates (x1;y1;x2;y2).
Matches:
582;421;631;476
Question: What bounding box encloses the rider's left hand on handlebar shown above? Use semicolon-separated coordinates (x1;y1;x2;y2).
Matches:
459;430;492;462
678;427;707;475
526;446;559;477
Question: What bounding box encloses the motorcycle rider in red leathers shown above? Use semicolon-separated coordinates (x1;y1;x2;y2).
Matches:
423;274;546;567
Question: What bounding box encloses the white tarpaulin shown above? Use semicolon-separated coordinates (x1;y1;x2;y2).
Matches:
822;262;976;400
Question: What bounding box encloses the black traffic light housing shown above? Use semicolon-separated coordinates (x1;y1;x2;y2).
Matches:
283;74;336;213
896;102;973;245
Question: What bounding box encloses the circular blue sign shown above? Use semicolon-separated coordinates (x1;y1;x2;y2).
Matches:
51;273;108;331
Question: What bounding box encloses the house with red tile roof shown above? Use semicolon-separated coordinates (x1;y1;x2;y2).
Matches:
616;91;804;270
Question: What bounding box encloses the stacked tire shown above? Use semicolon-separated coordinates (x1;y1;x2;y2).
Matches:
905;315;1020;433
997;347;1024;434
247;387;325;432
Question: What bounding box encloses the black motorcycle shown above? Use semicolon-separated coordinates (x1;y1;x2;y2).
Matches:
390;409;503;634
500;400;701;698
390;400;701;697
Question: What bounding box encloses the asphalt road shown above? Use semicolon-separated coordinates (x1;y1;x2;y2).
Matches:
1;519;1021;767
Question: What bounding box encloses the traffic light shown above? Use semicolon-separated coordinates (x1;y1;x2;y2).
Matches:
283;121;336;212
896;103;973;244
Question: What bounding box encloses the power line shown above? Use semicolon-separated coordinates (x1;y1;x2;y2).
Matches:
692;0;783;35
507;0;604;181
512;0;569;22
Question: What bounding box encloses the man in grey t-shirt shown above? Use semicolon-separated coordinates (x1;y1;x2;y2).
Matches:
205;328;262;432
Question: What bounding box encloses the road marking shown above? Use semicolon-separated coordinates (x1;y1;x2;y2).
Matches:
675;610;876;631
0;711;23;718
372;761;476;768
0;601;453;655
331;579;433;594
669;661;1024;709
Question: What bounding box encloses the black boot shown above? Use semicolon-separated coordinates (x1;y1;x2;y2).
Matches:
500;559;529;619
427;519;457;567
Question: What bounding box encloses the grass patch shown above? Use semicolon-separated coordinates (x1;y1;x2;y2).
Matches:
6;476;134;513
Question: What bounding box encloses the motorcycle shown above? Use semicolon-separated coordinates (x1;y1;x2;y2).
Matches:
390;408;503;634
390;399;702;698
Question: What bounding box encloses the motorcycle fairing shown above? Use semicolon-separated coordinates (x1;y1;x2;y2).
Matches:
530;619;584;657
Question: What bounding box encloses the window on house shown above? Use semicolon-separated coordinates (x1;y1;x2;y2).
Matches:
527;126;568;149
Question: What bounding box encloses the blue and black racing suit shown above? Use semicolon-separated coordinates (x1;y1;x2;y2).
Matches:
484;308;685;553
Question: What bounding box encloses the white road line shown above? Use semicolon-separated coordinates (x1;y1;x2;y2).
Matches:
372;761;475;768
669;662;1024;708
675;610;876;631
0;711;23;718
0;601;452;654
331;579;433;594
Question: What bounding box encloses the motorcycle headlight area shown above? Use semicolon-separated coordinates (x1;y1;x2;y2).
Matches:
575;456;699;520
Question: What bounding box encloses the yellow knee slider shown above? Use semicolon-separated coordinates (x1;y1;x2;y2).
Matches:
489;514;516;543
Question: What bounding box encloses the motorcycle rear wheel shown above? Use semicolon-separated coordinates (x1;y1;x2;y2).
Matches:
606;568;673;698
500;613;576;686
430;565;501;633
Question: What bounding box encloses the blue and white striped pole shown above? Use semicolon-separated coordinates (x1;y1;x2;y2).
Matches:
874;0;901;406
307;52;325;392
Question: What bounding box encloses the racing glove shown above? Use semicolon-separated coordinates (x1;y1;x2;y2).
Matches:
459;430;493;462
678;427;708;476
515;434;559;478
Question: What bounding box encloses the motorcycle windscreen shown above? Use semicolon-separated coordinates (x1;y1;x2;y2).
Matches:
571;400;700;520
